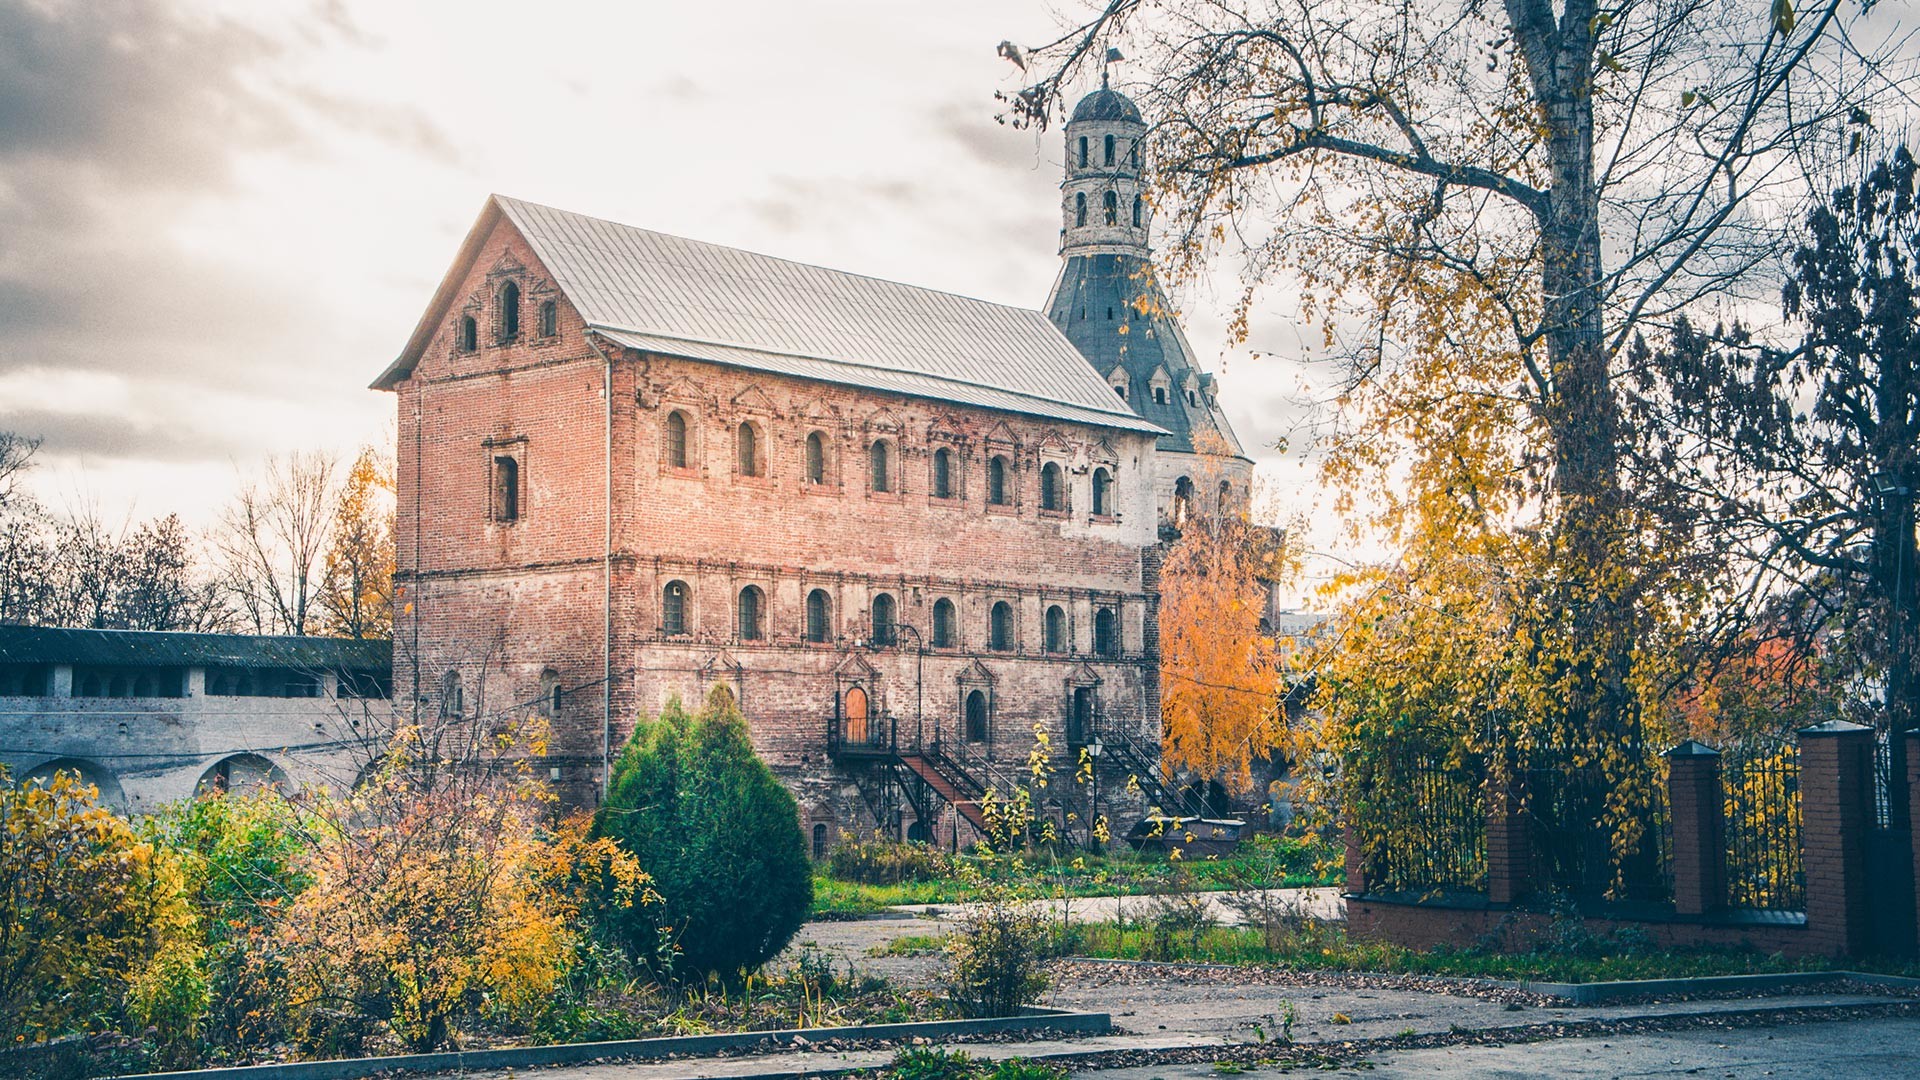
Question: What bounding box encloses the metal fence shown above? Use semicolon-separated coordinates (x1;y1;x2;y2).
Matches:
1525;760;1672;902
1365;744;1486;893
1720;737;1805;911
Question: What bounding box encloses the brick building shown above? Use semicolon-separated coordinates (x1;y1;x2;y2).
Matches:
376;87;1248;845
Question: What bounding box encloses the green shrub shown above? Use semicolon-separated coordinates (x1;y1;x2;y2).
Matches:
597;684;813;981
888;1047;982;1080
939;879;1050;1018
987;1060;1068;1080
828;834;953;884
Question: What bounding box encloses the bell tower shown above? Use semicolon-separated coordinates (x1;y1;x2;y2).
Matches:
1059;73;1151;259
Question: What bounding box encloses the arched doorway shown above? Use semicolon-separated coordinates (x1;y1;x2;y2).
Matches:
197;753;290;797
844;685;870;747
23;758;125;811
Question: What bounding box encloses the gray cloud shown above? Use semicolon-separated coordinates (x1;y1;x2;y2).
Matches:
0;407;255;465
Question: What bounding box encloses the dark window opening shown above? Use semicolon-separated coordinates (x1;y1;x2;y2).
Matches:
1045;605;1067;653
493;454;519;522
1077;136;1088;167
1133;194;1143;227
1072;686;1095;743
738;421;760;477
1075;192;1087;227
739;585;764;640
499;281;520;340
1092;466;1112;516
932;448;952;498
1040;462;1063;511
1154;386;1167;405
989;601;1014;652
1114;383;1126;399
440;670;464;719
1103;190;1118;225
1095;608;1119;657
73;665;184;698
932;597;957;648
539;299;558;336
0;664;51;697
1104;133;1115;165
871;592;897;646
812;822;829;859
806;588;832;643
664;411;689;469
965;689;989;743
458;315;478;352
988;455;1009;506
538;669;562;718
662;580;689;636
805;431;826;484
870;440;891;492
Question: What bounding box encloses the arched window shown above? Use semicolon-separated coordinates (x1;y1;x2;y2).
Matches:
493;455;519;522
1219;479;1233;512
664;410;689;469
1129;140;1140;167
870;439;891;492
1154;386;1168;405
499;281;520;340
662;580;689;636
932;448;952;498
965;689;989;743
440;670;463;719
812;822;829;859
806;588;832;643
1092;467;1112;515
1075;192;1087;227
1104;133;1115;165
932;597;957;648
1094;607;1118;657
1077;135;1088;167
805;431;826;484
988;455;1009;506
738;585;764;640
1040;461;1063;511
1044;605;1067;653
871;592;897;646
1132;194;1143;227
539;299;558;336
989;601;1013;652
538;669;561;718
1103;190;1118;225
458;315;477;352
737;421;760;477
1173;475;1194;526
1113;382;1127;399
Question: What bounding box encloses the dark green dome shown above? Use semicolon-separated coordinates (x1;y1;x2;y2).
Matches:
1071;88;1143;124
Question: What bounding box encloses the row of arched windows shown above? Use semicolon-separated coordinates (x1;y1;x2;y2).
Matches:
659;410;1118;515
456;280;559;354
1073;191;1144;228
655;581;1123;655
1076;133;1140;169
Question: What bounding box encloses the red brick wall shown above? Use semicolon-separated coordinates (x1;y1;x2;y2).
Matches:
389;217;1163;829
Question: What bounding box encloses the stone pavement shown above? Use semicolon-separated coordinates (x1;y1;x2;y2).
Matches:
888;887;1345;927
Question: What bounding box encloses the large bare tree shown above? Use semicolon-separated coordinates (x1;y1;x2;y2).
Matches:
213;451;337;636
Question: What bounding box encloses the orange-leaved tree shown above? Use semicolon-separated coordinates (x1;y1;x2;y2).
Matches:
318;444;395;640
1158;439;1297;794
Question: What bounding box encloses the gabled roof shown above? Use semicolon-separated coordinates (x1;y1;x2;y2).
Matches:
376;196;1163;436
0;625;392;671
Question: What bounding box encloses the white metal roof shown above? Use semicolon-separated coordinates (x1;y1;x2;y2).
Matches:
374;196;1160;435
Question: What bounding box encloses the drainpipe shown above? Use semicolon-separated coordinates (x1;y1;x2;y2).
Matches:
587;331;615;799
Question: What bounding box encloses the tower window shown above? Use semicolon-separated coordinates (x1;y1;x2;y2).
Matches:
1104;133;1115;165
738;585;764;640
1095;607;1119;657
1188;389;1198;406
1077;136;1088;167
498;281;520;341
492;454;520;522
870;439;891;493
1154;386;1167;405
989;601;1014;652
539;299;558;336
1040;461;1063;511
806;588;832;643
965;689;989;743
1133;195;1142;227
1045;605;1067;653
458;315;478;352
1103;190;1118;225
987;455;1010;506
1075;192;1087;227
871;592;897;646
1114;383;1126;399
1130;140;1139;167
738;421;760;477
932;448;953;498
662;580;689;636
805;431;826;484
932;597;957;648
664;410;689;469
1092;466;1112;516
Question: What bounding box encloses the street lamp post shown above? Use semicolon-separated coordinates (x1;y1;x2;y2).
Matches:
1086;733;1104;852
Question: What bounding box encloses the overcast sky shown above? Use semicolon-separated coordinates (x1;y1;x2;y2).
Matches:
0;0;1327;538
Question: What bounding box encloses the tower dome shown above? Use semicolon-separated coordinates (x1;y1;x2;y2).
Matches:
1071;88;1144;124
1058;84;1150;259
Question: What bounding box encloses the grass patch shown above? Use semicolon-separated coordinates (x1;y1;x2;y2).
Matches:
1069;922;1853;983
810;835;1341;918
867;933;950;958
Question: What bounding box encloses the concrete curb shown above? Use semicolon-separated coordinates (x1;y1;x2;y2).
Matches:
1060;956;1920;1004
113;1008;1110;1080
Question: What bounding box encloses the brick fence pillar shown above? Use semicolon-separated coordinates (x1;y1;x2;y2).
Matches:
1343;818;1370;896
1799;720;1875;956
1486;777;1531;906
1666;740;1725;917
